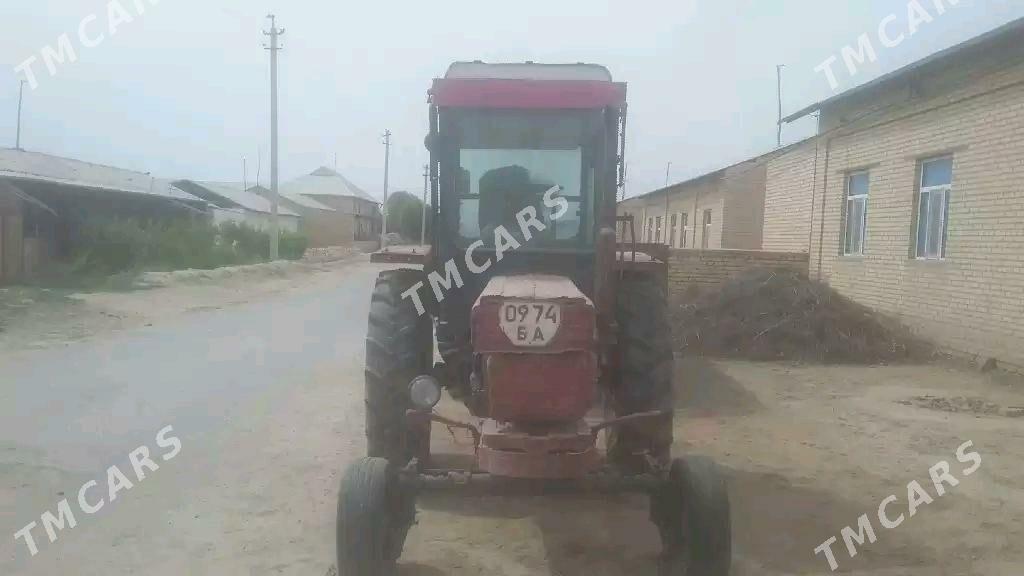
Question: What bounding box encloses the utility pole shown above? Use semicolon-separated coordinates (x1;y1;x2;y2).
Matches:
264;14;285;260
16;80;26;150
664;161;672;246
776;64;785;148
421;164;429;246
381;129;391;247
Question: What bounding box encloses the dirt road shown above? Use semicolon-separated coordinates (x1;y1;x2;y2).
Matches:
3;260;1022;575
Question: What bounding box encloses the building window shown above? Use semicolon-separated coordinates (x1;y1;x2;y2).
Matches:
844;171;869;255
669;213;678;247
646;217;654;241
916;157;952;260
701;209;712;249
680;213;689;247
655;216;662;243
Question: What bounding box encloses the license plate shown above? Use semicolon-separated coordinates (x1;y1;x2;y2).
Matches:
499;301;561;347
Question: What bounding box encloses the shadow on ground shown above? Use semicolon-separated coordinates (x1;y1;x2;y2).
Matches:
411;464;931;575
674;356;762;416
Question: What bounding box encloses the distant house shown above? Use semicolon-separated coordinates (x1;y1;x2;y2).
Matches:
172;180;301;234
617;144;801;250
0;148;206;283
281;167;381;242
247;184;353;248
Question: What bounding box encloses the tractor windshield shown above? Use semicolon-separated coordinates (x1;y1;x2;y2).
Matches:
445;109;604;249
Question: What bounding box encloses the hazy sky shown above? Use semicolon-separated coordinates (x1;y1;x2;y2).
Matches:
1;1;1021;200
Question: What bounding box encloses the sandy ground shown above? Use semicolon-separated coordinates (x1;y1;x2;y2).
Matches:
4;260;1023;575
23;356;1021;576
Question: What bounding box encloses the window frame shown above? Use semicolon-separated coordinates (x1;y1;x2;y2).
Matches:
843;170;870;256
680;212;689;248
701;209;712;249
915;156;952;261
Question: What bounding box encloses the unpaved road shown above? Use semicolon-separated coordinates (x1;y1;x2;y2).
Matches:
3;260;1023;575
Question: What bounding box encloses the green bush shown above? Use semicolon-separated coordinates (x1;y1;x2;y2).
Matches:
280;229;309;260
70;217;310;276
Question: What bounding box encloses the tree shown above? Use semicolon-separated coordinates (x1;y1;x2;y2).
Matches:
385;191;432;242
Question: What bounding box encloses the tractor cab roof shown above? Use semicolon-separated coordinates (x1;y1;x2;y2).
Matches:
444;61;613;82
431;61;626;110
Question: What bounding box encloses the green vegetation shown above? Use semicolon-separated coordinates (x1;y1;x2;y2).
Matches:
70;217;308;277
385;191;432;242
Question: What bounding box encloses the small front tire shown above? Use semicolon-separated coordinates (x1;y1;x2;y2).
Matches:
337;457;414;576
651;455;732;576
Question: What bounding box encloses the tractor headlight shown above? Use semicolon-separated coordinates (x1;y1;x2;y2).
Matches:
409;375;442;410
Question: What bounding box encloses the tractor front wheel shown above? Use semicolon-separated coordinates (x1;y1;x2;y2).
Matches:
651;455;732;576
336;457;414;576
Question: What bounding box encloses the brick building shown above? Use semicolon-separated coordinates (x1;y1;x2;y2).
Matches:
765;18;1024;368
617;145;799;250
281;167;381;243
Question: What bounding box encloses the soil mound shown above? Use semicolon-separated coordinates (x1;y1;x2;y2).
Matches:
672;268;930;363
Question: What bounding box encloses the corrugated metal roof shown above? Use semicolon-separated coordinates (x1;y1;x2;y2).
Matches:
783;16;1024;123
0;148;203;202
174;180;300;216
621;136;816;204
248;185;335;211
282;167;378;203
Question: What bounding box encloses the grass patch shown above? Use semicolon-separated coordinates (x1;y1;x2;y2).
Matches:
67;217;308;280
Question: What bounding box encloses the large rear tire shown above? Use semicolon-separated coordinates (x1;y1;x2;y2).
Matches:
337;457;414;576
609;274;674;469
365;269;434;465
651;456;732;576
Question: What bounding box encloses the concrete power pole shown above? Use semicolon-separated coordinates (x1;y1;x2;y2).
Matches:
264;14;285;260
16;80;26;150
776;64;785;148
381;129;392;247
421;164;429;246
664;161;672;245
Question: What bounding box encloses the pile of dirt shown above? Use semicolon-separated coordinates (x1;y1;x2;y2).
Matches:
672;268;930;363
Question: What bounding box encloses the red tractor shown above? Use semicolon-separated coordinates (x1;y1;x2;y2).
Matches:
337;62;731;575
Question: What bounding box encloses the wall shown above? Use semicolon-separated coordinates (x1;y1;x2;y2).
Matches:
805;54;1024;368
1;213;23;282
763;139;819;252
668;248;809;293
618;176;726;250
721;162;767;249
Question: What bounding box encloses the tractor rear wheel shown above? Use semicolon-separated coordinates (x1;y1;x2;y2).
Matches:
651;456;732;576
609;275;674;470
336;457;415;576
365;269;434;465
